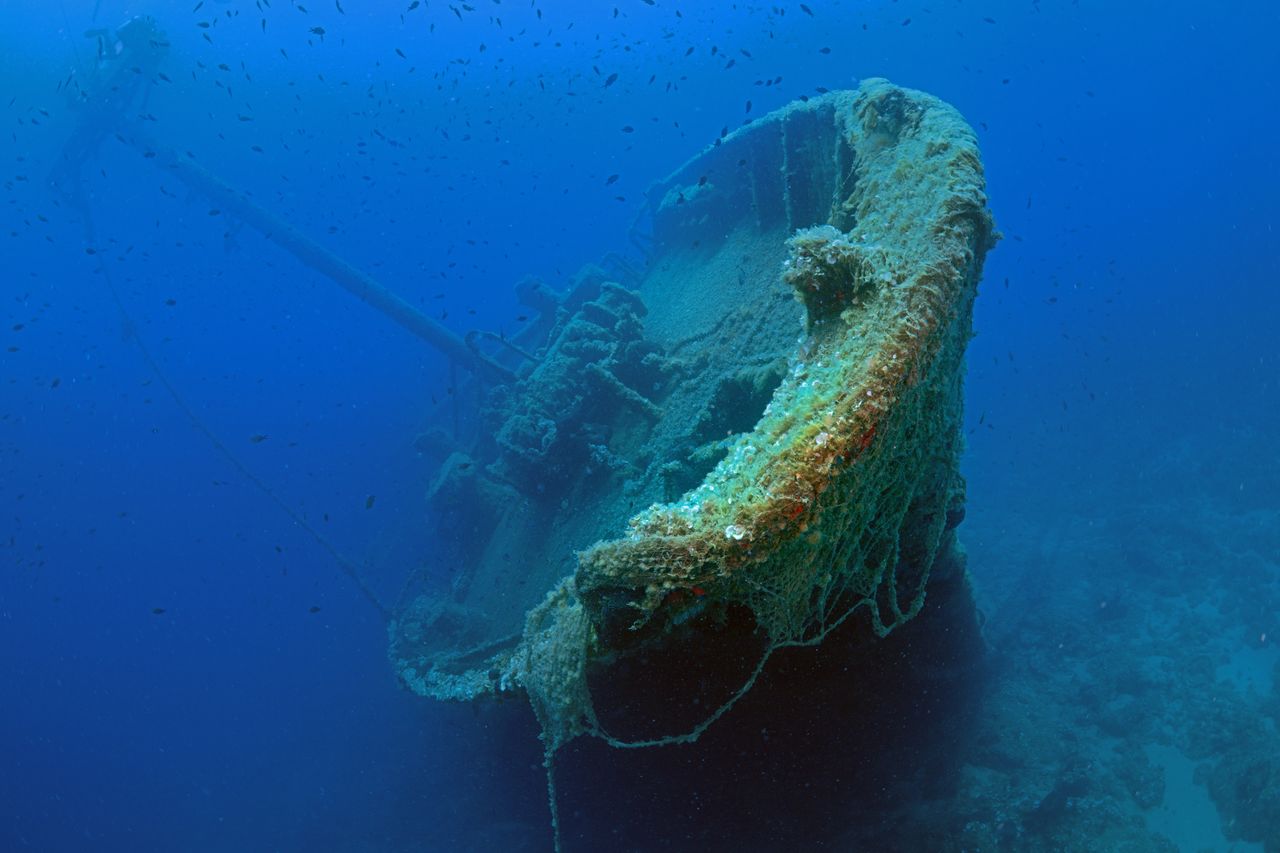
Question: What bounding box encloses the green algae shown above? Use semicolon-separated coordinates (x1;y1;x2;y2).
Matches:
390;79;997;759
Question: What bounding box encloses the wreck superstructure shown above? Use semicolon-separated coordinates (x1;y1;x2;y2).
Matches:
390;79;997;758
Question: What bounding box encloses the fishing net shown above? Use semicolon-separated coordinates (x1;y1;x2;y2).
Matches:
391;76;996;774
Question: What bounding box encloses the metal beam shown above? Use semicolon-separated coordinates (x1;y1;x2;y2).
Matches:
132;132;515;383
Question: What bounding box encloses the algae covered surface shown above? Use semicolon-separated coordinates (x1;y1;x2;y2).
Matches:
390;77;996;755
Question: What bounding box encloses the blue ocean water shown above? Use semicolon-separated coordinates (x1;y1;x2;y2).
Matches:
2;1;1277;851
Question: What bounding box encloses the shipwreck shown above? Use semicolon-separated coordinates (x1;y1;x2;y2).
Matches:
389;77;998;846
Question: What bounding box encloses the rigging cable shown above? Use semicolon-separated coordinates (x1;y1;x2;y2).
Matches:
86;224;389;619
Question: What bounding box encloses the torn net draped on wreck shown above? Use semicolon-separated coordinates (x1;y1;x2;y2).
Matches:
389;78;997;755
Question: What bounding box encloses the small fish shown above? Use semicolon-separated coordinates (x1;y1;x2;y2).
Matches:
152;607;166;615
604;72;618;87
365;495;376;509
250;434;269;443
799;3;813;15
309;605;322;613
605;174;619;185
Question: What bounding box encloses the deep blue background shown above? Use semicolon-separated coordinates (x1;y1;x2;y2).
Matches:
2;1;1277;850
